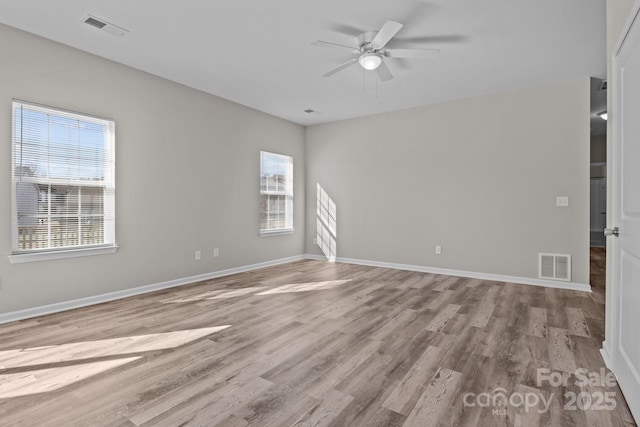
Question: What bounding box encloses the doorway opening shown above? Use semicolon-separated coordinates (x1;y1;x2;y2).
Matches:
589;77;607;288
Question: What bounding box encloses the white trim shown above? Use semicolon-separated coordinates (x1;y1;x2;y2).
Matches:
0;255;305;325
259;229;295;237
307;254;337;262
306;254;331;262
260;150;294;234
12;98;115;122
305;254;591;292
8;245;119;264
601;341;613;369
11;100;116;255
1;252;591;325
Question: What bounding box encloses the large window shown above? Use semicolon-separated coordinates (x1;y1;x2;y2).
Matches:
260;151;293;234
11;100;115;260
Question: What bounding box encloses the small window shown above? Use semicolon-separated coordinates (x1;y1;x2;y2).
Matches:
260;151;293;234
10;101;116;259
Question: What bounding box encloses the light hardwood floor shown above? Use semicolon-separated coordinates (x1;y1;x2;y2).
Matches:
0;248;636;426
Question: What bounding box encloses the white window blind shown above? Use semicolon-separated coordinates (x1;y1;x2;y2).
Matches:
11;100;115;254
260;151;293;233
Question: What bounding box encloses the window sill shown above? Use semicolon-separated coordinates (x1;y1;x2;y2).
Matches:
8;245;119;264
259;228;295;237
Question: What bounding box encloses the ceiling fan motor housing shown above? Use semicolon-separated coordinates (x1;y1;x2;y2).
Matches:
357;31;379;53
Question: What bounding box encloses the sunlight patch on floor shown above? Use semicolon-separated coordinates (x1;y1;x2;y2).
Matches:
0;326;231;399
255;280;351;295
0;325;230;370
210;287;268;299
162;287;268;303
0;357;141;399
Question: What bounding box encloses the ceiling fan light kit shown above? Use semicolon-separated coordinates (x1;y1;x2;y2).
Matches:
313;20;441;82
359;53;382;70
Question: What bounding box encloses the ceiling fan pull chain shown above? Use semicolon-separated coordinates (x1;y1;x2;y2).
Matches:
362;68;366;91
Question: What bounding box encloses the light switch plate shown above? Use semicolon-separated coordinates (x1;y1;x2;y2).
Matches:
556;196;569;207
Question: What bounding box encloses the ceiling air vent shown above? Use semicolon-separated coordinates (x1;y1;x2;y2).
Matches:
539;253;571;281
84;17;106;29
84;15;129;36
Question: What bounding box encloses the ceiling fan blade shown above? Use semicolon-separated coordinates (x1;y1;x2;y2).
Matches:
329;23;364;37
375;61;393;82
322;58;359;77
371;20;403;50
391;58;410;70
393;35;468;44
311;40;359;52
385;48;440;59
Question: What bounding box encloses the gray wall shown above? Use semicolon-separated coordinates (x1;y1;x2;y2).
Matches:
591;134;607;178
591;135;607;164
0;22;594;315
305;78;590;284
0;24;305;313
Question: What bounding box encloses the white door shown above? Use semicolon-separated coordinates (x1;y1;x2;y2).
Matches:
609;3;640;421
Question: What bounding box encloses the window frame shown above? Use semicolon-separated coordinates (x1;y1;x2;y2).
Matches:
259;150;294;236
9;100;117;264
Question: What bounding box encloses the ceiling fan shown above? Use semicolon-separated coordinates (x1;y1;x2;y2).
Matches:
312;20;440;82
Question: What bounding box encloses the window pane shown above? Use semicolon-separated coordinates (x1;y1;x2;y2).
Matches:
285;197;293;229
81;187;104;215
278;195;285;212
81;217;104;246
18;221;49;251
12;101;115;253
259;194;269;230
16;182;40;227
50;185;79;215
260;151;293;232
50;217;79;248
260;174;268;192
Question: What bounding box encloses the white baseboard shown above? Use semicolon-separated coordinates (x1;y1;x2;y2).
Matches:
0;255;305;325
306;254;336;262
305;254;592;292
601;341;613;369
2;253;591;325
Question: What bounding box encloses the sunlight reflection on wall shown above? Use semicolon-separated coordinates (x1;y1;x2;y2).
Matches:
316;183;337;261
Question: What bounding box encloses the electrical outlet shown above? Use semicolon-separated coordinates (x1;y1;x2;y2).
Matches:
195;250;201;261
556;196;569;207
435;245;442;255
213;248;219;258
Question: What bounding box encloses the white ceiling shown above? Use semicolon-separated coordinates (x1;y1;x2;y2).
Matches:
0;0;606;126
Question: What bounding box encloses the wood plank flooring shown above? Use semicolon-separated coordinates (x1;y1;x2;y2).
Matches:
0;248;636;426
